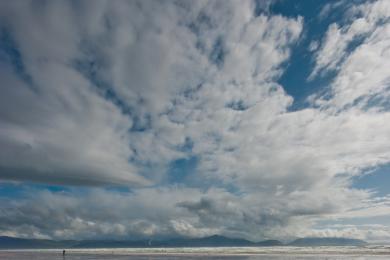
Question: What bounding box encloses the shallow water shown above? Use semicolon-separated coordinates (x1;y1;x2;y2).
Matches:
1;246;390;260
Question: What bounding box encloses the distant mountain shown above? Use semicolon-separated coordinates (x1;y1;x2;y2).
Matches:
288;237;367;247
0;235;282;249
72;239;150;248
0;236;77;249
0;235;367;249
71;235;282;248
162;235;255;247
255;239;284;246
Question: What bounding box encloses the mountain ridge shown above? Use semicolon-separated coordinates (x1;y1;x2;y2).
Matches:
288;237;368;246
0;235;366;249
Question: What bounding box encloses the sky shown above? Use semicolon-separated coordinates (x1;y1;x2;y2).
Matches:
1;0;390;243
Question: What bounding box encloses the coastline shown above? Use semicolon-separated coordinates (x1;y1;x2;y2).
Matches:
1;246;390;256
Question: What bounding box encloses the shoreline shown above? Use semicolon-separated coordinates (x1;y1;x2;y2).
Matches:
1;246;390;256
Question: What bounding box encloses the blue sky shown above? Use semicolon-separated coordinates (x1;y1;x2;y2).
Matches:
1;0;390;242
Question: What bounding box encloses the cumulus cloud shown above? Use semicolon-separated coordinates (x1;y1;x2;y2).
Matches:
0;187;364;241
0;0;303;186
1;0;390;241
0;188;203;239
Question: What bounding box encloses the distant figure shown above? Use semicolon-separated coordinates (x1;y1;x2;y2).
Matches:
62;249;66;256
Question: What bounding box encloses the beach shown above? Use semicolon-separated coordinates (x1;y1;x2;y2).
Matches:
1;246;390;259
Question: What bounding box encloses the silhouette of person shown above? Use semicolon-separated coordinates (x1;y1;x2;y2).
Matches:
62;249;66;256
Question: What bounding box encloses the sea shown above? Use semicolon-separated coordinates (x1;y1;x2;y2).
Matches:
1;246;390;260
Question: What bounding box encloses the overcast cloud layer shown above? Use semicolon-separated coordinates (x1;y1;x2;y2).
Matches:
1;0;390;242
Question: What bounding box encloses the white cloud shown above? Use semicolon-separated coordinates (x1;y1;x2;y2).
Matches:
0;0;303;187
0;0;390;242
310;0;390;109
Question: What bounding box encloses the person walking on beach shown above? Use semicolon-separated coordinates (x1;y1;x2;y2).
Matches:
63;250;66;256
